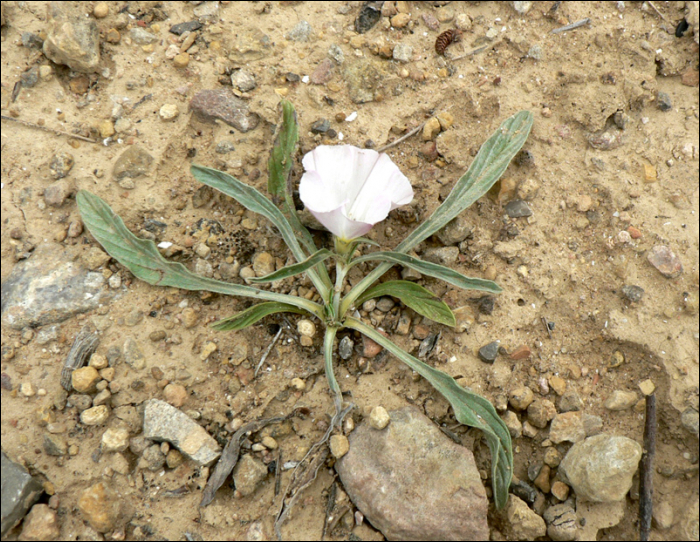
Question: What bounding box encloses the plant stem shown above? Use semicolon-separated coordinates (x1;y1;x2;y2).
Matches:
323;326;342;416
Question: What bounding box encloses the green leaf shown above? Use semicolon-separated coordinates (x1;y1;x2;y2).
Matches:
350;251;501;294
212;302;307;331
248;249;333;284
190;164;331;299
268;99;299;198
344;316;513;510
76;190;323;318
341;110;532;316
355;281;456;327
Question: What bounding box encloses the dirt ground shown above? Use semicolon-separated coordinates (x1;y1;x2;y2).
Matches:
1;1;698;541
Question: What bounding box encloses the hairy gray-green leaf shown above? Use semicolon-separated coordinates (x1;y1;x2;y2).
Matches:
350;251;501;294
190;164;331;299
248;249;332;284
341;110;532;316
76;190;322;317
212;302;308;331
268;99;299;198
345;316;513;510
355;280;456;327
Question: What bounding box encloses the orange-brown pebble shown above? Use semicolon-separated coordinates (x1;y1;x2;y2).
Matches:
510;345;532;360
627;226;642;239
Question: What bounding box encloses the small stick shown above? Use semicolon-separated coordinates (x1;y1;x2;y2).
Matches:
541;317;552;339
646;1;669;23
1;114;98;144
255;326;283;377
377;122;425;153
449;40;502;61
61;328;99;390
639;392;657;541
550;18;591;34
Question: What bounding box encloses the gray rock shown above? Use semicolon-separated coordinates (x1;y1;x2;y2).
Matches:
20;67;39;88
42;4;100;73
43;434;67;456
44;179;74;207
36;324;60;345
527;398;556;428
193;1;219;21
505;199;532;218
478;341;500;363
112;146;153;184
328;44;344;64
129;27;158;44
286;20;313;42
393;43;413;62
681;408;699;435
339;336;354;360
423;246;459;265
233;454;268;497
2;243;114;330
604;390;638;411
190;89;259;132
310;119;330;133
49;152;74;179
543;504;578;541
169;21;202;35
139;444;166;471
436;216;472;245
343;59;386;104
621;284;644;302
21;32;44;49
505;494;546;540
336;406;488;540
657;91;672;111
143;399;221;466
559;433;642;502
1;451;44;538
123;338;145;370
581;413;603;436
558;389;583;412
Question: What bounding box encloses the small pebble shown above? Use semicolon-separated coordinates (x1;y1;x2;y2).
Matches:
297;319;316;338
80;405;110;426
339;336;354;360
159;104;179;121
509;386;534;410
638;379;656;396
527;399;556;428
93;2;109;18
647;245;683;278
657;91;672;111
369;406;390;429
478;341;500;363
311;119;330;133
621;285;644;303
290;377;306;391
163;383;187;407
362;335;382;358
20;382;36;397
330;434;349;458
604;390;638;410
505;199;532;218
173;53;190;68
422;117;441;141
550;481;570;502
510;345;531;360
200;342;217;361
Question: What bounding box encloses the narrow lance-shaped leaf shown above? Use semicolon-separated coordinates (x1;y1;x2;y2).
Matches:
190;164;332;299
350;251;501;294
212;302;308;331
268;99;299;198
76;190;323;318
248;249;332;284
345;316;513;510
355;280;456;327
340;110;533;316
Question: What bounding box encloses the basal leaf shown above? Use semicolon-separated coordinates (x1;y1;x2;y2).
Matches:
190;164;331;299
268;99;299;198
355;280;456;327
351;251;501;293
212;302;307;331
76;190;322;317
345;316;513;509
248;249;332;284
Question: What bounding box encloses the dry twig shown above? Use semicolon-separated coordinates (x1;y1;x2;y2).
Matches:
2;115;98;144
639;392;657;541
550;18;591;34
377;122;425;153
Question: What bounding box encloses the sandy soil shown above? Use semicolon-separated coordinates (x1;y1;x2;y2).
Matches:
1;1;698;540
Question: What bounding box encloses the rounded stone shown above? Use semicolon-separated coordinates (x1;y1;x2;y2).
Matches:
369;406;390;430
527;399;556;428
297;319;316;338
559;433;642;502
252;252;275;277
330;434;349;458
173;53;190;68
290;377;306;391
163;383;188;407
80;405;110;426
101;427;129;453
159;104;179;121
509;386;534;410
93;2;109;18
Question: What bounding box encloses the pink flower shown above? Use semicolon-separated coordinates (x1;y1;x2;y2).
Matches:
299;145;413;240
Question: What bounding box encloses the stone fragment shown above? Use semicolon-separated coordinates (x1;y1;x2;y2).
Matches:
18;504;59;541
369;406;390;430
1;452;44;538
604;390;637;411
112;146;153;184
393;43;413;62
509;386;534;410
44;180;73;207
190;89;259;132
527;399;556;428
422;246;458;265
647;245;683;278
436;216;472;245
550;481;570;502
549;412;585;444
1;244;113;330
81;405;109;426
510;345;531;360
543;503;577;541
478;341;500;363
505;494;546;540
638;379;655;396
653;500;674;530
622;284;644;302
233;454;267;496
49;152;74;179
559;434;642;502
143;399;221;466
159;104;179;121
163;383;188;407
286;20;313;42
330;435;350;458
101;427;129;453
72;366;100;393
505;199;532;218
77;483;120;533
339;336;354;359
501;410;522;438
310;58;334;84
43;4;100;72
252;252;275;277
231;69;257;91
343;59;386;104
336;406;488;540
422;117;441;140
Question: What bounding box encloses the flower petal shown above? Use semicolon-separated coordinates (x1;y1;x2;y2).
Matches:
308;207;374;240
